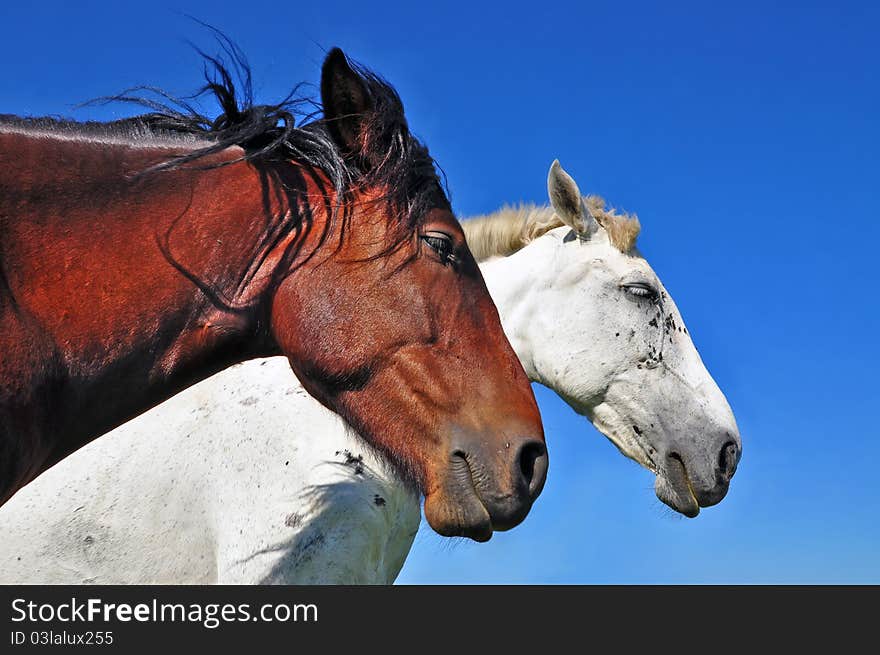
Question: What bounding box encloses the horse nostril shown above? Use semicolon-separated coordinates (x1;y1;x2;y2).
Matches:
516;441;548;499
717;441;740;481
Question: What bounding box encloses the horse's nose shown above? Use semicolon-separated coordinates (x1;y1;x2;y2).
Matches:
477;436;547;531
715;440;741;484
440;425;547;536
516;439;548;501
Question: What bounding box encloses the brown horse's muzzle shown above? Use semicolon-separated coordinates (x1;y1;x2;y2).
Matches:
423;430;548;542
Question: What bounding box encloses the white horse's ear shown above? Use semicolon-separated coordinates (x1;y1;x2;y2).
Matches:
547;160;600;239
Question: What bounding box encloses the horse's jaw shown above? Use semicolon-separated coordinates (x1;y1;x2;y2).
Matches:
586;370;740;518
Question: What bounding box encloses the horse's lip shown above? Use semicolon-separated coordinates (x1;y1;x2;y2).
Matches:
442;450;533;536
656;454;700;518
423;453;495;542
451;450;493;519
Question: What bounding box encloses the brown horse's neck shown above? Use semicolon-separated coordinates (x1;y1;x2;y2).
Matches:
0;131;321;497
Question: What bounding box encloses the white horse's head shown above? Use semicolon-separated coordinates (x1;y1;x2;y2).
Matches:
473;160;741;516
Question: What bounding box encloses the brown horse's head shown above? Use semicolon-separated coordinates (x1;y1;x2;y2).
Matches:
262;50;545;541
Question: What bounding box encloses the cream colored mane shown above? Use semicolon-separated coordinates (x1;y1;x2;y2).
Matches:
463;196;640;261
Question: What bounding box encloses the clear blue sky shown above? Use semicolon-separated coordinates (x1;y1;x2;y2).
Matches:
3;1;877;583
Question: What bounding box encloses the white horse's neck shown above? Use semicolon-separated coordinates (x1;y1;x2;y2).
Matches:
478;233;561;387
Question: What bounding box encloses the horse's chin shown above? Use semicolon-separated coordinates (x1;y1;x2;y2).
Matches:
654;460;700;518
423;488;493;542
590;407;702;518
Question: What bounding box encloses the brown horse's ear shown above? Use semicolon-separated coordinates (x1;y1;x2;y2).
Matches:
321;48;373;157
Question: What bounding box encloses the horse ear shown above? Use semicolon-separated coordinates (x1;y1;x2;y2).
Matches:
547;160;600;239
321;48;373;156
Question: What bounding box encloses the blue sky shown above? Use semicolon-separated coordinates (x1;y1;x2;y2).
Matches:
3;1;877;583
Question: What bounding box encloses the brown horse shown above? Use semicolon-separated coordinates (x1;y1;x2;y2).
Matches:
0;48;546;541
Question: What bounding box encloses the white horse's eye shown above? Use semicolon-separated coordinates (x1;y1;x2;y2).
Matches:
623;283;658;299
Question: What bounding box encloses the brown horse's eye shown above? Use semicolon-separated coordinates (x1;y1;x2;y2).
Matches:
421;233;457;266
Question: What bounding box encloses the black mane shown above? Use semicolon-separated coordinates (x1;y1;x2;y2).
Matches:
0;43;450;244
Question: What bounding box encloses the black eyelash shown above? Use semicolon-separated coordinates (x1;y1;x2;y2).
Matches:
623;283;659;301
421;235;457;265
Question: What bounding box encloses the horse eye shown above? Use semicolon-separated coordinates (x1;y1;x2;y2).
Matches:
623;282;658;300
421;233;456;265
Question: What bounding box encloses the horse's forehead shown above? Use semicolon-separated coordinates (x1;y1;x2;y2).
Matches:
422;206;462;232
561;237;653;277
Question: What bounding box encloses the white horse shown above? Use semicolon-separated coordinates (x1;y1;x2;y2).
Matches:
0;161;741;584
